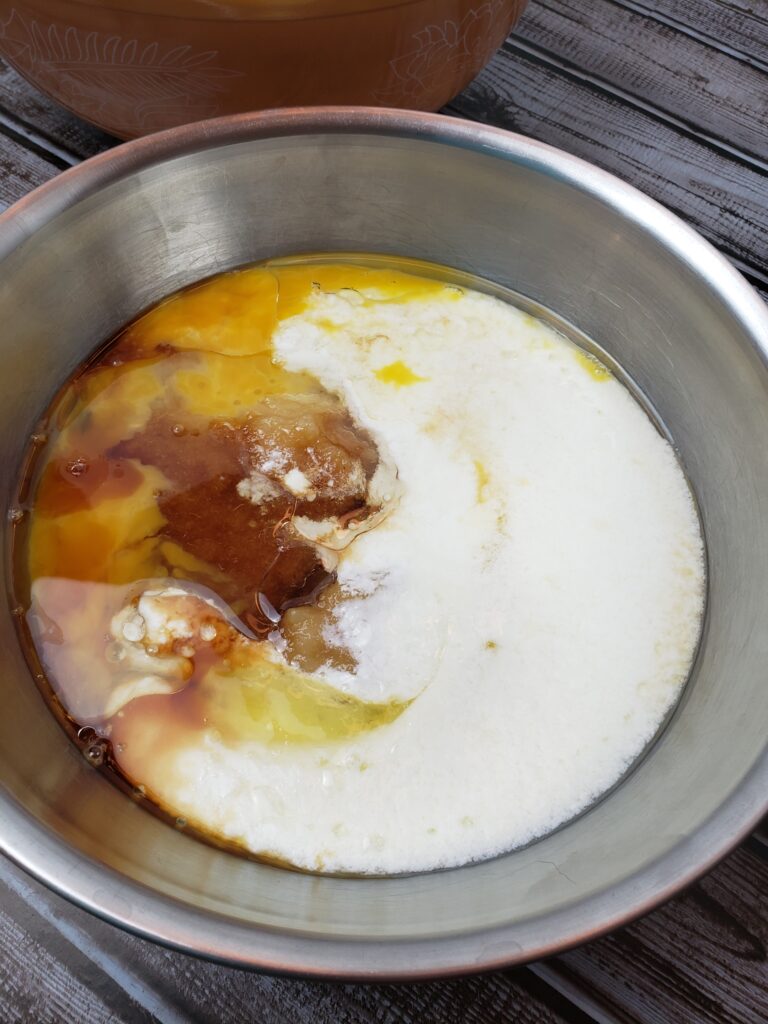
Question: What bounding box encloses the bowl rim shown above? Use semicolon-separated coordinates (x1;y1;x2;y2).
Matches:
1;106;767;979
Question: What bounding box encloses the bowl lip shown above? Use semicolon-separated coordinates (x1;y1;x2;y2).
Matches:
1;105;767;980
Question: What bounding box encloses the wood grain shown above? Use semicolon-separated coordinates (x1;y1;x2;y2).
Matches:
547;845;768;1024
0;123;63;213
614;0;768;67
0;856;586;1024
4;849;761;1024
2;843;767;1024
516;0;768;160
0;59;113;162
0;869;153;1023
449;42;768;283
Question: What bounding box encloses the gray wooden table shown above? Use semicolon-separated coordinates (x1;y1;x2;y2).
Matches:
1;1;767;1020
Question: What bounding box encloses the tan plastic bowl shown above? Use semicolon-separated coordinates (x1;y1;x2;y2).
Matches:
0;109;766;978
0;0;526;137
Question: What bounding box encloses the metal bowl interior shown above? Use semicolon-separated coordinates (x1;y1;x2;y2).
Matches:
0;110;766;978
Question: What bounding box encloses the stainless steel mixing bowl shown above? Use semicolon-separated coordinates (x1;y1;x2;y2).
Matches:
0;109;766;979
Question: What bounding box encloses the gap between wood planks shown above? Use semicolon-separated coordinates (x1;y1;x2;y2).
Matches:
0;60;114;166
608;0;768;70
0;853;604;1024
447;36;768;294
2;840;764;1024
447;48;768;283
504;30;768;179
0;858;188;1024
553;845;768;1024
0;106;76;170
517;0;768;163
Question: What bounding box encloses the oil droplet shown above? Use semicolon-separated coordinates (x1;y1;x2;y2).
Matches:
66;457;88;477
84;741;107;766
175;816;187;828
171;423;186;436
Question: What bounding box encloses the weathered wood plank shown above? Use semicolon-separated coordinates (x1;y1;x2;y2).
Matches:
0;59;113;161
518;0;768;160
3;838;765;1024
0;854;587;1024
0;124;65;212
613;0;768;67
0;858;192;1023
0;869;154;1023
546;845;768;1024
449;42;768;281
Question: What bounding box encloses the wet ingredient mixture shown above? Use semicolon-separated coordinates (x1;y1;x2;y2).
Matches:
16;257;705;874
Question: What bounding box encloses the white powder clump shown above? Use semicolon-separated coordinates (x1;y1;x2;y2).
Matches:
145;283;705;874
236;471;282;504
282;467;315;499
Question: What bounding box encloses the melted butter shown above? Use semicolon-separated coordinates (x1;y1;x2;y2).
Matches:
575;350;612;381
375;360;427;387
